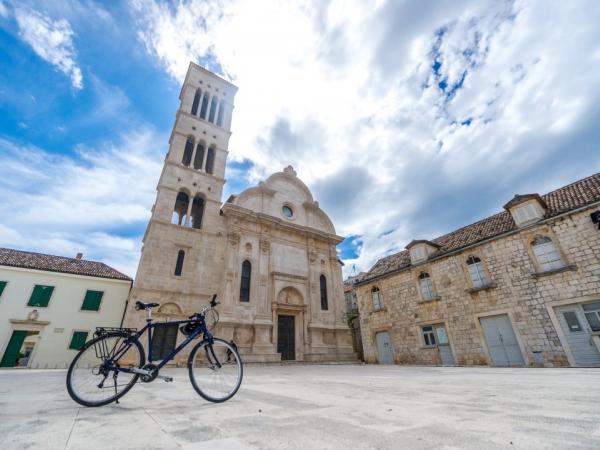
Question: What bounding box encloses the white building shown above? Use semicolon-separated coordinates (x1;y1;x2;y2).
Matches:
0;248;132;369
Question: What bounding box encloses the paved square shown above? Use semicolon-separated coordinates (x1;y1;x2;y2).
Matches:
1;365;599;449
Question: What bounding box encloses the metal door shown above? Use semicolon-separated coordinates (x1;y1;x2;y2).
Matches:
435;325;455;366
480;315;525;367
555;305;600;367
277;315;295;360
1;330;28;367
375;331;394;364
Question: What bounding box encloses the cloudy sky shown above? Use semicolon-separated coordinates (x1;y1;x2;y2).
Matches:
1;0;599;278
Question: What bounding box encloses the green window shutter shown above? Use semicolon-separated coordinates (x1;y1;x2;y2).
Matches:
69;331;89;350
81;290;103;311
27;285;54;307
0;281;7;298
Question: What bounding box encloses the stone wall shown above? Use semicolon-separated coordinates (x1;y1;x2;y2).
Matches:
356;206;600;367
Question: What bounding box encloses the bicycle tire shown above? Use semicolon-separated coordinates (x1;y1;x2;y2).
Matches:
66;331;145;407
188;338;243;403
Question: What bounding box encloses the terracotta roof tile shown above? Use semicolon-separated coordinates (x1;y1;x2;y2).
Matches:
362;172;600;282
0;247;132;281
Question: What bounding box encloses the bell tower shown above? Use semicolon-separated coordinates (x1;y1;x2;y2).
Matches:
125;62;238;333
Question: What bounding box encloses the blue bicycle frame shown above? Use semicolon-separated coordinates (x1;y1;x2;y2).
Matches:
103;313;215;374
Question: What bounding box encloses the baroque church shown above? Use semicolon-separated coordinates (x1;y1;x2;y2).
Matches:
124;62;355;363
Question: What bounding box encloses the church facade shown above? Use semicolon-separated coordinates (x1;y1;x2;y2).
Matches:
124;62;354;363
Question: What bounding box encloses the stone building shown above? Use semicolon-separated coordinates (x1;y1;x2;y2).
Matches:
124;62;354;363
0;248;131;368
355;173;600;367
343;272;366;360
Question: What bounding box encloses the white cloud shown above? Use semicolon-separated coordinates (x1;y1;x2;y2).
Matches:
0;128;165;276
14;6;83;89
129;0;600;277
0;1;9;18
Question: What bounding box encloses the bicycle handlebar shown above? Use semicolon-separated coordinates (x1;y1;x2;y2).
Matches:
188;294;219;319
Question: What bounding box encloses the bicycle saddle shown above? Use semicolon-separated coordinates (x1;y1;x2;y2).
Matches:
135;301;160;310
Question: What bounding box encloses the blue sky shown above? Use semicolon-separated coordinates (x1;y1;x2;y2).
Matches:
1;0;599;278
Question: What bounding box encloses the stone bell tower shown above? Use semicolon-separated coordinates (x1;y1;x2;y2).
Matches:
124;62;238;337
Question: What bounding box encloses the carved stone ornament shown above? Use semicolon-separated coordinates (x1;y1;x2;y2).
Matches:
228;232;240;247
308;251;317;263
283;165;297;176
260;239;271;253
27;309;39;321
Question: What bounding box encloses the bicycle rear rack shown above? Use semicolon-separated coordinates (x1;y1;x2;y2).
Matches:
93;327;137;360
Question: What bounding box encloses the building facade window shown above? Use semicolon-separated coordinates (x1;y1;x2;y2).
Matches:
172;191;190;226
69;331;89;350
421;326;437;346
191;88;201;116
208;97;218;123
199;94;209;119
0;281;6;298
419;272;436;300
466;256;489;288
514;203;541;224
81;290;103;311
193;143;205;170
182;136;194;166
216;100;225;127
27;285;54;307
582;302;600;331
371;287;382;310
531;235;565;271
205;146;215;174
190;195;205;229
174;250;185;276
320;275;328;310
240;260;251;302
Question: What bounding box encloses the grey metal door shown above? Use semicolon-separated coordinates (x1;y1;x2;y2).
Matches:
480;315;525;367
555;305;600;367
435;325;455;366
376;331;394;364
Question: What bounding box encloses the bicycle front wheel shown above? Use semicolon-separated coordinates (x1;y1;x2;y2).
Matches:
66;332;145;407
188;338;243;403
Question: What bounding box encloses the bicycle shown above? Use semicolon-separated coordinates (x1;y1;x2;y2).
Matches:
66;294;243;407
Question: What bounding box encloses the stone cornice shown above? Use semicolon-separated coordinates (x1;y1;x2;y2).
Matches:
221;204;344;244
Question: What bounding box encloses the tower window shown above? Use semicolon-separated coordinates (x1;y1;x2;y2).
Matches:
240;260;251;302
531;235;565;271
205;146;215;174
466;256;489;288
182;137;194;167
371;287;382;310
320;275;328;310
199;94;209;119
208;97;218;123
174;250;185;276
190;195;205;229
172;191;190;226
193;143;205;170
191;89;201;116
216;100;225;127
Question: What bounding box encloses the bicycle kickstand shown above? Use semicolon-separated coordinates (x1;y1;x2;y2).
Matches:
113;373;119;404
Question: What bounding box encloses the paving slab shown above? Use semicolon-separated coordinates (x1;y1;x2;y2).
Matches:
0;365;599;449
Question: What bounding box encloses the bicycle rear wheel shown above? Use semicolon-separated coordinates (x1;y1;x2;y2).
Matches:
188;338;243;403
66;332;145;407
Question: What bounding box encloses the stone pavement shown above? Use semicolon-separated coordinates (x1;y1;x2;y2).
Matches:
0;365;599;449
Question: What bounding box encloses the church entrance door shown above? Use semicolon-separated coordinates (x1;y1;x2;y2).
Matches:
277;315;295;360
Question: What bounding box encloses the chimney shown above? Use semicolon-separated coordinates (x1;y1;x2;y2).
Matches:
75;252;83;260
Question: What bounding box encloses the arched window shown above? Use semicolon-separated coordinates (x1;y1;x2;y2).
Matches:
171;191;189;226
320;275;328;310
205;146;215;174
190;195;204;229
216;100;225;127
466;256;489;288
191;89;201;116
419;272;435;300
371;287;382;310
193;143;205;170
174;250;185;276
239;260;251;302
182;136;194;166
199;94;209;119
531;235;565;271
208;97;218;123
